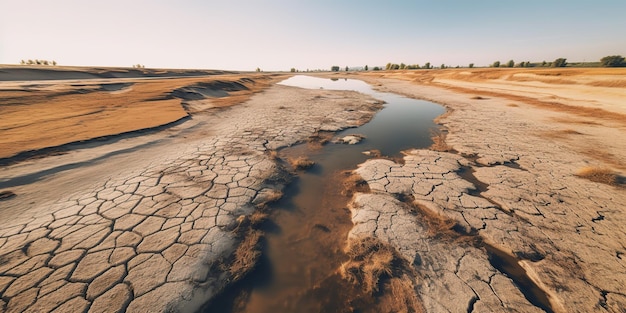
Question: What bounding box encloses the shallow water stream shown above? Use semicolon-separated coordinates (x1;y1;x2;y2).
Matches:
205;76;443;312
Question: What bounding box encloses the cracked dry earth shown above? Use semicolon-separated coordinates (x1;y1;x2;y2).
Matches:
0;85;382;312
348;78;626;312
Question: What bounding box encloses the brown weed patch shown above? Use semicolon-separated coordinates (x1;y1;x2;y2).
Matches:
229;230;262;281
341;237;397;293
288;156;315;170
575;167;620;186
341;172;371;197
429;130;452;152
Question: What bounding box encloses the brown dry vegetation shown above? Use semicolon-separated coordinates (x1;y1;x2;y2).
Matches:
575;166;620;186
0;72;287;160
341;171;371;197
341;236;423;313
288;156;315;170
229;229;263;281
341;237;397;293
429;129;452;152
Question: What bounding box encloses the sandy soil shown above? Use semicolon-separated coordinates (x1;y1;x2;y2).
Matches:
0;67;625;312
0;68;286;160
340;68;626;312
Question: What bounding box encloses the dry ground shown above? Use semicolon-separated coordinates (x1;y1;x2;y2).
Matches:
0;69;286;160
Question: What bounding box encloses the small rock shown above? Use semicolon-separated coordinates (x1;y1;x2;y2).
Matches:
335;134;365;145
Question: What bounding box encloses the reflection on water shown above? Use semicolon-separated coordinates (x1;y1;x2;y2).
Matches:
210;76;444;313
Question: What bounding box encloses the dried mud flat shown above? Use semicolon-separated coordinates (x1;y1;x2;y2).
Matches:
0;68;383;312
344;69;626;312
1;67;625;312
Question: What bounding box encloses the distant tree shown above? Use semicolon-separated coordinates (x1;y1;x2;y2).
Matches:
385;63;392;70
42;60;49;65
469;63;474;68
20;60;25;65
506;60;514;67
541;60;547;67
290;68;296;72
27;59;34;65
331;66;340;72
364;65;368;71
600;55;625;67
552;58;567;67
373;66;381;71
440;64;446;69
345;66;349;71
256;67;261;72
52;61;57;66
492;61;500;68
424;62;431;69
400;63;406;69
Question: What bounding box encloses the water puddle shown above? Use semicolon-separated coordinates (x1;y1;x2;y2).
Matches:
204;76;444;312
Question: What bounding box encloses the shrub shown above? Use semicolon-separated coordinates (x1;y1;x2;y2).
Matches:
424;62;431;69
600;55;625;67
331;66;340;72
469;63;474;68
552;58;567;67
507;60;514;67
364;65;368;71
492;61;500;68
575;167;619;185
290;68;296;72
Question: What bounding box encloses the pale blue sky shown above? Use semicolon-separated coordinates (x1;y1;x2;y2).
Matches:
1;0;624;71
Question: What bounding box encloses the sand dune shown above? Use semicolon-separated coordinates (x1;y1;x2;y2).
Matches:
0;65;231;81
0;68;286;161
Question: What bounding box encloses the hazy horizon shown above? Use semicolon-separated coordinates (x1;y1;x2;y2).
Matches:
1;0;625;71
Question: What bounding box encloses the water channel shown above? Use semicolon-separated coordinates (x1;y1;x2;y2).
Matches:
205;76;444;312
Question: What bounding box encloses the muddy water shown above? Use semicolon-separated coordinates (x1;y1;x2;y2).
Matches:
203;76;443;312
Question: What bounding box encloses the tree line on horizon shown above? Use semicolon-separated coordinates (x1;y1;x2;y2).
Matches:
330;55;625;72
20;59;56;66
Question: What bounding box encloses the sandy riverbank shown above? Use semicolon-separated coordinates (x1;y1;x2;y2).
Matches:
335;68;626;312
0;68;286;161
0;67;624;312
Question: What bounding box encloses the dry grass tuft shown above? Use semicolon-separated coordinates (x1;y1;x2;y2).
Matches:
267;150;279;160
341;172;371;197
288;156;315;170
575;167;620;186
471;96;487;100
341;237;396;294
377;277;424;313
252;188;283;208
248;211;269;226
340;236;424;312
429;129;452;152
229;230;262;281
507;103;519;107
307;131;334;149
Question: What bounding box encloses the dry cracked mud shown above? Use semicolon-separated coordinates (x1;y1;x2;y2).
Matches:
347;77;626;313
2;72;625;313
0;85;383;313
